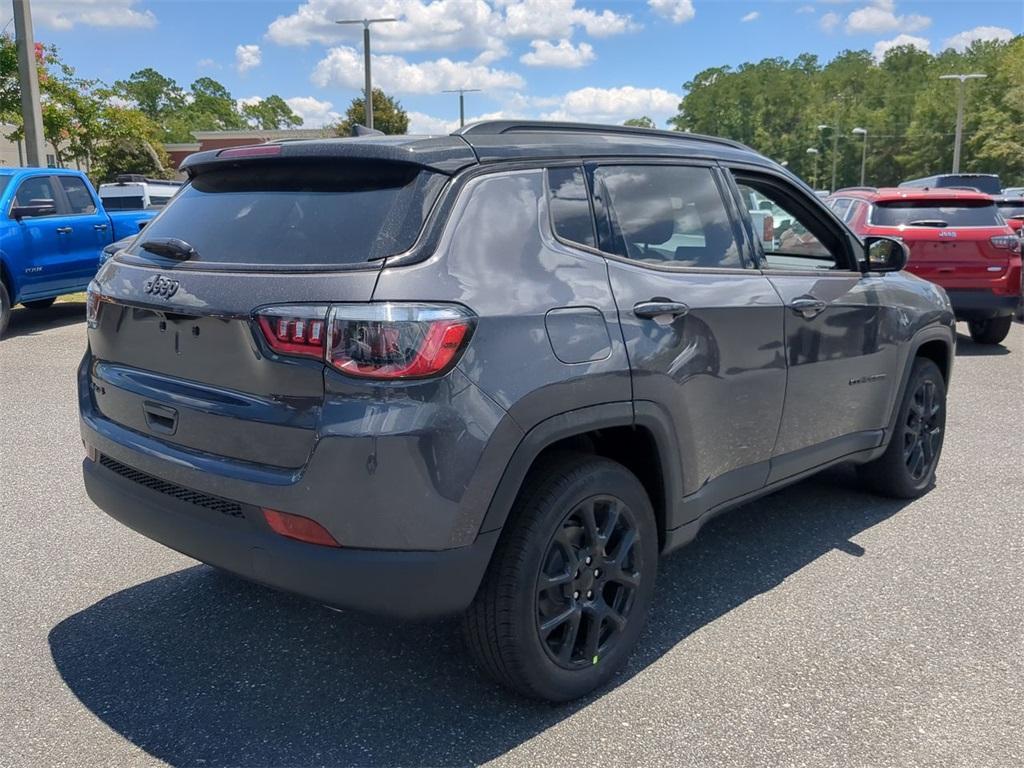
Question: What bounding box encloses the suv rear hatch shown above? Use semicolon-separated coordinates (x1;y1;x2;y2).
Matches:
86;154;448;469
868;198;1019;288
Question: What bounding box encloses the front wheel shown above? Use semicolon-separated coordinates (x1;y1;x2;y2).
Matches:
858;358;946;499
967;315;1012;345
22;297;56;310
462;453;658;701
0;282;10;339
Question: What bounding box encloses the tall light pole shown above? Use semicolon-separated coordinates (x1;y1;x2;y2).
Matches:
818;123;839;192
806;147;820;189
12;0;46;167
939;73;986;174
442;88;481;128
851;127;868;187
335;17;397;131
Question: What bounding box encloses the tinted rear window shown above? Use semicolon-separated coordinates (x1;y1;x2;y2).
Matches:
872;200;1002;227
129;161;442;268
103;196;145;210
997;202;1024;219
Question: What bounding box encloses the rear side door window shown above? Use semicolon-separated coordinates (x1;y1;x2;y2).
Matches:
590;164;746;269
547;166;596;249
57;176;98;215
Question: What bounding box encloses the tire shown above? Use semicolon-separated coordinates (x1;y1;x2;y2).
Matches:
857;358;946;499
22;297;56;310
967;315;1012;345
0;281;10;339
462;452;659;701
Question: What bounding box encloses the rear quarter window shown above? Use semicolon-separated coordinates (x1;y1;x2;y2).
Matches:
129;161;443;269
871;200;1002;228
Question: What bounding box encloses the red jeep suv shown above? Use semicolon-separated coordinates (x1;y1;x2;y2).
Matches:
828;187;1022;345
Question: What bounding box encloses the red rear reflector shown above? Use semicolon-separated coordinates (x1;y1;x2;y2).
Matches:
219;144;282;159
262;508;340;547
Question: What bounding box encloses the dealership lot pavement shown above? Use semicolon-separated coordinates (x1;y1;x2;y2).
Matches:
1;303;1022;768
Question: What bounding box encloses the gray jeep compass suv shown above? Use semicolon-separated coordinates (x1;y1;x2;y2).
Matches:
80;121;955;701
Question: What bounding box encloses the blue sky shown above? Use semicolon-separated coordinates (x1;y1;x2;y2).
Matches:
3;1;1022;133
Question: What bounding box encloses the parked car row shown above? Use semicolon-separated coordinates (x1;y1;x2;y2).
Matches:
0;168;159;337
825;182;1022;345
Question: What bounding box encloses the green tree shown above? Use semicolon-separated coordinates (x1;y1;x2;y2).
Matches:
112;67;184;123
241;95;303;130
334;89;408;135
624;116;656;128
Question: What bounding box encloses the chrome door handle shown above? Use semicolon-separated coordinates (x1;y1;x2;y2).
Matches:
56;226;73;234
634;301;690;320
93;223;108;231
789;298;827;318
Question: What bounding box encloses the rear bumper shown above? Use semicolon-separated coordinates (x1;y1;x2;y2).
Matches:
83;456;499;619
945;290;1020;319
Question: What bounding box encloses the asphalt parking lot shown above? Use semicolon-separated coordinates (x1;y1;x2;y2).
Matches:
1;302;1022;768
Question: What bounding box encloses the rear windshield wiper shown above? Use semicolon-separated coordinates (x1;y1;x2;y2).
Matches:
907;219;949;228
140;237;198;261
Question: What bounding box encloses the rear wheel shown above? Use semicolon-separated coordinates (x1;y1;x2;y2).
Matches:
967;315;1012;345
858;358;946;499
0;281;10;338
22;297;56;310
462;453;658;701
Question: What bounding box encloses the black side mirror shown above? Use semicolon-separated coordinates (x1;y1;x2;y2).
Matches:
863;236;908;273
11;201;57;219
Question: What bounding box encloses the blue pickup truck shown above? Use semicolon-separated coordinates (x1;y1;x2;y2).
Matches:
0;167;157;337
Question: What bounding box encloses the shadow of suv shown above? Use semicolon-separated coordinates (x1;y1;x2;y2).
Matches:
79;120;955;701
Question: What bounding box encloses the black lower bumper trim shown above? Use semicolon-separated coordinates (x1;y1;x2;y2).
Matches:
83;458;498;619
945;289;1020;318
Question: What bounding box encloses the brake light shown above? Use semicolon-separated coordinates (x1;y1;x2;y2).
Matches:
256;305;330;359
85;281;104;328
762;214;774;244
219;144;282;159
254;302;475;380
327;303;474;380
262;508;340;547
990;235;1021;253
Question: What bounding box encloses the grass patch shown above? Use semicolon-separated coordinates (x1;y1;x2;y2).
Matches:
55;292;87;304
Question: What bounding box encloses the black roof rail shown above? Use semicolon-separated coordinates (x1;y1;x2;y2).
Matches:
454;120;751;152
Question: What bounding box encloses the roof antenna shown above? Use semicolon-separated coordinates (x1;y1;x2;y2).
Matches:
351;124;385;137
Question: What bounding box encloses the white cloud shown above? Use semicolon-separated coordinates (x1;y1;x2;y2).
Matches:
873;33;930;61
408;111;458;134
741;11;760;22
266;0;635;64
235;44;262;73
796;5;815;14
943;26;1013;53
820;12;840;32
542;86;678;124
285;96;340;127
845;1;930;35
31;0;156;29
312;46;525;93
648;0;695;25
520;39;595;68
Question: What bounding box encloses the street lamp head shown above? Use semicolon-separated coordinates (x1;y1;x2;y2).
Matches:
817;124;829;131
939;73;987;82
852;127;867;135
806;147;819;155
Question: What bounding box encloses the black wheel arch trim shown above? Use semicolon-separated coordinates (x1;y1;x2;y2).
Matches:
882;324;954;446
477;401;685;547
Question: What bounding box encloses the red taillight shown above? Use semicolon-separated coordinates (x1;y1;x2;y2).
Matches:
262;508;340;547
762;214;774;244
219;143;282;159
990;235;1021;253
255;302;475;380
326;303;474;380
256;305;330;359
86;280;105;329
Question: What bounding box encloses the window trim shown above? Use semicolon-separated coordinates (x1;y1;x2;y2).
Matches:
723;165;863;276
580;159;756;274
9;174;66;219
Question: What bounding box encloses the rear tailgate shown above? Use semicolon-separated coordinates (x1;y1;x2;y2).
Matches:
86;156;443;469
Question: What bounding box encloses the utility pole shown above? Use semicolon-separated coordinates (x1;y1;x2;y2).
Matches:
335;17;397;131
442;88;481;128
806;147;820;189
939;73;986;174
12;0;46;167
852;127;868;186
818;123;840;193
